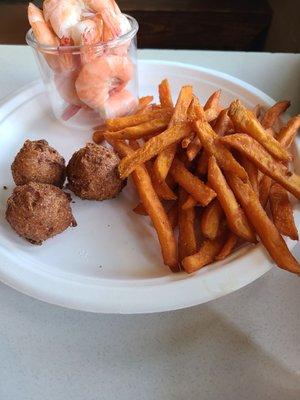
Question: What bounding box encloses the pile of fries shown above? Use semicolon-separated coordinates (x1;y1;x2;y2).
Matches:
92;79;300;275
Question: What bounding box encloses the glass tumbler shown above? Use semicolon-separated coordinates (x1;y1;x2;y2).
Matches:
26;15;139;130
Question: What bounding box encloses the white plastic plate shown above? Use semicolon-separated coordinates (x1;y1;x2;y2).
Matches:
0;60;299;313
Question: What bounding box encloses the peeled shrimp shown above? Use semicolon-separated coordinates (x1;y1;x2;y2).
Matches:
43;0;84;39
28;2;59;46
98;89;138;120
85;0;131;41
75;55;134;111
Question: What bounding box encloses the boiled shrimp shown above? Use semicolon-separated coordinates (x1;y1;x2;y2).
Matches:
43;0;84;40
28;3;61;71
28;2;59;46
85;0;131;41
75;55;134;111
98;89;138;120
71;18;103;63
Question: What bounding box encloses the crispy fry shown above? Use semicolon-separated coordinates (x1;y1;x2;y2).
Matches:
269;183;298;240
259;115;300;205
186;137;202;161
182;195;197;210
213;109;232;136
259;175;273;207
200;199;224;240
104;116;170;140
194;120;247;179
93;129;105;144
153;85;193;182
204;90;221;111
220;134;300;200
205;108;220;122
276;115;300;149
188;96;206;121
261;100;290;129
106;107;172;131
215;232;238;261
240;155;259;194
111;139;178;271
151;168;177;201
170;158;216;206
159;79;174;108
196;149;209;175
133;203;147;215
182;134;195;148
138;96;154;110
228;99;290;162
178;188;197;261
182;237;225;274
118;123;191;179
167;201;179;229
208;156;256;242
227;174;300;274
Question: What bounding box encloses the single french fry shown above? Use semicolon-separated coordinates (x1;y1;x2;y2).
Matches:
228;99;290;162
240;155;259;194
214;109;232;136
138;96;154;110
182;134;195;148
200;199;224;240
170;158;216;206
178;188;197;261
186;137;202;161
133;203;147;215
188;96;206;121
259;175;273;207
167;201;179;229
104;116;170;140
106;107;172;131
118;123;191;179
196;149;209;175
261;100;290;129
208;156;256;242
110;139;178;271
182;237;224;274
227;174;300;274
269;183;298;240
182;195;198;210
93;129;105;144
153;85;193;182
215;232;238;261
151;168;177;201
194;120;247;179
159;79;174;108
276;115;300;149
205;108;220;122
204;90;221;111
220;134;300;200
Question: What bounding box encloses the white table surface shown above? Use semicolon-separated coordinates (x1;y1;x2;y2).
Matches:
0;46;300;400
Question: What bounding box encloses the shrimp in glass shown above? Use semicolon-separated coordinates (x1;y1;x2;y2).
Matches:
75;54;134;109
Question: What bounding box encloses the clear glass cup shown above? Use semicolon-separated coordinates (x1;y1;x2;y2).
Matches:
26;15;139;130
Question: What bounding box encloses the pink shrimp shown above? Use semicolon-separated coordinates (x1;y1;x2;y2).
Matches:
28;3;59;46
85;0;131;41
98;89;138;120
75;54;134;111
43;0;84;40
71;18;104;63
28;3;61;71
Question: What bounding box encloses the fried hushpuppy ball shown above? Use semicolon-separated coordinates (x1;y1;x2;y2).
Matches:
66;143;125;200
6;182;76;244
11;139;65;187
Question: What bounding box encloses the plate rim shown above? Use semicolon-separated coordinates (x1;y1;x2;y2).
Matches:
0;59;293;314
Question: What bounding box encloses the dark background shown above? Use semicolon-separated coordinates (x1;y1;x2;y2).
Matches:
0;0;299;52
